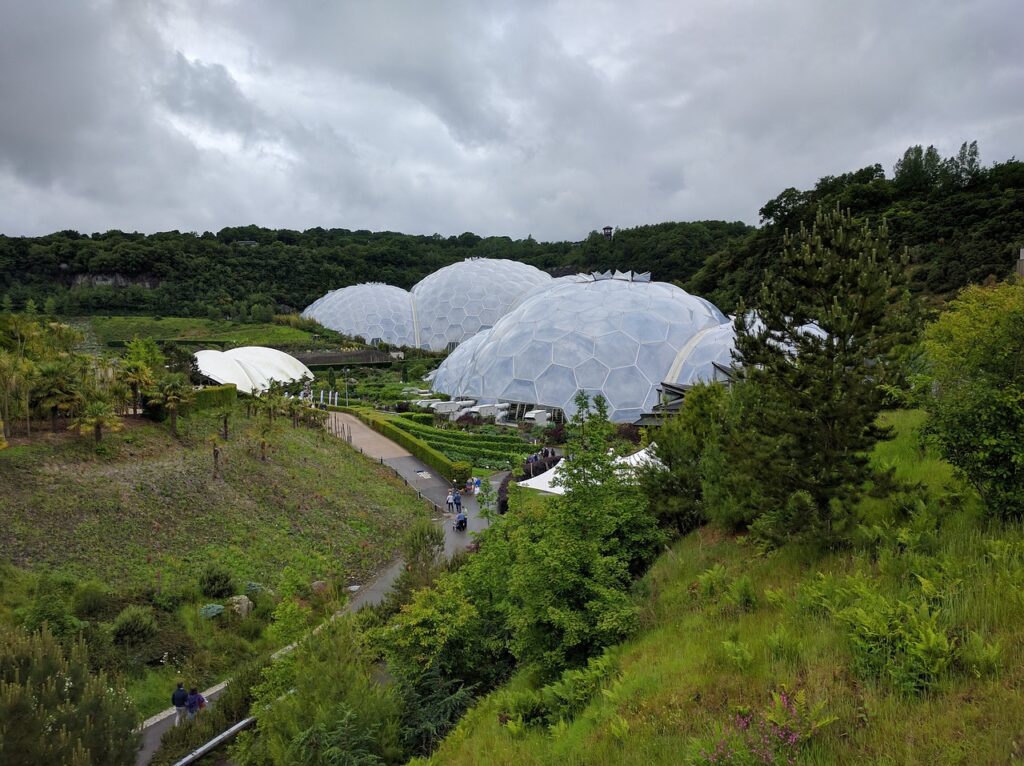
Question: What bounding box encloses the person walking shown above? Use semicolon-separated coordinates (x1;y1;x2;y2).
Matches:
453;489;462;514
186;687;206;721
171;682;189;726
446;489;454;513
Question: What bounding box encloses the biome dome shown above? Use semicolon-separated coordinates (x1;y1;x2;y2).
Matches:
301;283;416;347
302;258;555;351
432;273;729;422
410;258;553;351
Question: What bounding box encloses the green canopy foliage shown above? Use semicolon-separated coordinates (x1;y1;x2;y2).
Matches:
0;624;138;766
922;281;1024;518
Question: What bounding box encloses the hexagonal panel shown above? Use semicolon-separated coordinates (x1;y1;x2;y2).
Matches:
594;332;639;368
512;342;553;379
573;357;610;389
534;364;577;409
603;366;651;410
552;332;595;368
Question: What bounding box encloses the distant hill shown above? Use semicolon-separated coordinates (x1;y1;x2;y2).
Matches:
1;143;1020;319
0;221;751;320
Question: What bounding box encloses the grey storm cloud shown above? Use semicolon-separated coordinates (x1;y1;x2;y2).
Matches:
0;0;1021;240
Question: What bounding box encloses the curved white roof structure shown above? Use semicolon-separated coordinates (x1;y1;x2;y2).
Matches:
195;347;313;395
410;258;553;351
432;274;728;422
302;258;556;352
300;283;416;347
666;321;737;387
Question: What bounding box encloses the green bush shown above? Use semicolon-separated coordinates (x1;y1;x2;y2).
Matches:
399;412;435;425
20;576;82;639
189;384;237;412
0;624;138;765
111;605;157;646
450;461;472;486
72;580;112;619
696;563;729;600
199;562;236;599
726;574;759;612
922;281;1024;519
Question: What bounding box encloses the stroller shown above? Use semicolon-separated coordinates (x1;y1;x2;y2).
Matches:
453;512;467;532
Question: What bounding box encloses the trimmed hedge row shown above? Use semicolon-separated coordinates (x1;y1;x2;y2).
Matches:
390;418;526;448
190;384;237;412
398;412;435;425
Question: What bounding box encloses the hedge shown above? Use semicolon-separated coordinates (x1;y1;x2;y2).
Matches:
190;384;237;412
389;418;526;448
398;412;435;425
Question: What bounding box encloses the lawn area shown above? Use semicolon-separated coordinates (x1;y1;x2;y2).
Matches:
424;410;1024;765
0;403;430;587
83;315;317;349
1;402;432;717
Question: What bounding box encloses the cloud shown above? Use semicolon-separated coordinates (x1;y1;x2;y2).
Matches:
0;0;1021;241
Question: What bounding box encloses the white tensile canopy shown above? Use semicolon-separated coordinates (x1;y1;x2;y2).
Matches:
194;347;313;395
518;443;663;495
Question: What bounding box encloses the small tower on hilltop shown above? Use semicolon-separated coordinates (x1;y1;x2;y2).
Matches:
602;225;613;239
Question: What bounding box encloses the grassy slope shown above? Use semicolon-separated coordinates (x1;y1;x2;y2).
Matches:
0;405;429;588
425;411;1024;765
84;315;315;348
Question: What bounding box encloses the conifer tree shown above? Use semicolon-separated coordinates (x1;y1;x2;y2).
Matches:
707;206;911;545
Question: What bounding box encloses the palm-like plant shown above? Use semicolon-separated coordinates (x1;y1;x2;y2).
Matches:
71;399;123;444
147;374;194;437
286;397;304;428
34;360;81;432
119;360;153;416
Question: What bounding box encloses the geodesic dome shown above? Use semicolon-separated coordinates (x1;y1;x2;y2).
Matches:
301;283;416;347
432;274;728;422
667;321;737;387
410;258;553;351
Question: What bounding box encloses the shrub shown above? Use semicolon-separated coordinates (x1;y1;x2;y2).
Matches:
450;461;472;486
922;281;1024;518
112;605;157;646
72;580;112;619
721;639;753;671
0;624;138;765
696;564;729;600
726;575;759;612
21;590;83;640
189;384;237;412
199;562;236;599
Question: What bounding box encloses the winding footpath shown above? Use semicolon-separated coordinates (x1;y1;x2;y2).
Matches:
135;411;492;765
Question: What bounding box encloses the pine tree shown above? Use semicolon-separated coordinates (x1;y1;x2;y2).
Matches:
708;206;911;546
0;624;138;765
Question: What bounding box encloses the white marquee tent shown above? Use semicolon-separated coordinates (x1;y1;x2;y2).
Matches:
518;443;663;495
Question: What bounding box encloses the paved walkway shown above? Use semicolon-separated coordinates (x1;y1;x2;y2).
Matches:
136;411;496;764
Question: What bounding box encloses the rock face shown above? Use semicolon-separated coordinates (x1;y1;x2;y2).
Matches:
310;580;329;596
228;595;254;618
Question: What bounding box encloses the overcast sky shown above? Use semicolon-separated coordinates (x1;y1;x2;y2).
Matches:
0;0;1021;241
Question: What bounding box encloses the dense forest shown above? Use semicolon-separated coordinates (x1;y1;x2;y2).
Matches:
1;142;1021;319
691;142;1024;311
0;221;750;320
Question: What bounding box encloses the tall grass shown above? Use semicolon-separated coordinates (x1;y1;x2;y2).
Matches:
424;410;1024;765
